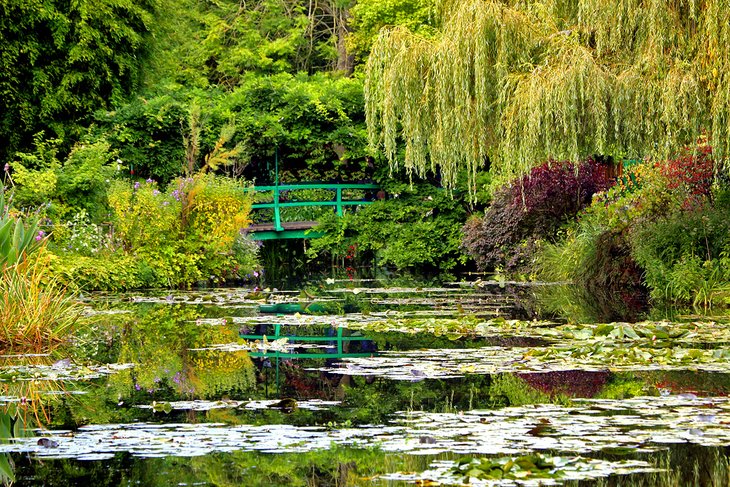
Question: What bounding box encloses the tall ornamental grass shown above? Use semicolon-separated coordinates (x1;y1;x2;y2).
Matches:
0;259;80;348
1;190;80;349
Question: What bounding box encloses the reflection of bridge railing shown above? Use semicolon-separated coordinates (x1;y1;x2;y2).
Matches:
242;323;377;395
241;324;376;360
244;183;379;240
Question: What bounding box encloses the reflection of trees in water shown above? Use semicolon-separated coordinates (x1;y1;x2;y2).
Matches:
109;305;256;402
0;354;64;486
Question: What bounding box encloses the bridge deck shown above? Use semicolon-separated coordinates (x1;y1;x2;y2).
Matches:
244;221;322;240
246;221;318;232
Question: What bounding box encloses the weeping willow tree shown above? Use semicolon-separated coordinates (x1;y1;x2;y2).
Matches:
365;0;730;193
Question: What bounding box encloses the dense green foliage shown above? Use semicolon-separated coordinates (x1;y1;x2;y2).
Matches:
0;0;158;161
4;0;729;310
50;175;259;290
307;183;468;279
538;144;730;319
348;0;438;63
9;137;117;221
90;74;369;185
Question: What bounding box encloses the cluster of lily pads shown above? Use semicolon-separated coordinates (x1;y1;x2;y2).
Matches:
383;454;658;486
0;393;722;486
342;316;730;346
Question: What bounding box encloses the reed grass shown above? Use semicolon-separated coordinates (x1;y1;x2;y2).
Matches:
0;258;81;350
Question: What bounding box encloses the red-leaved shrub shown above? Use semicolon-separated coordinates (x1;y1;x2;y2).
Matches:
462;159;614;272
660;143;714;207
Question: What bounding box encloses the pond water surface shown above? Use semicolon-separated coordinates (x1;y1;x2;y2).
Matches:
1;282;730;485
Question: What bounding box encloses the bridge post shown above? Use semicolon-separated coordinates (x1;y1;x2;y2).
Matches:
336;187;343;217
273;186;283;231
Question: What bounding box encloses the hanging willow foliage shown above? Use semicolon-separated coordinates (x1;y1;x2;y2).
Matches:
365;0;730;195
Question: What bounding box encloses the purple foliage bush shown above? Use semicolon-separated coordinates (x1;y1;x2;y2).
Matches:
462;159;614;272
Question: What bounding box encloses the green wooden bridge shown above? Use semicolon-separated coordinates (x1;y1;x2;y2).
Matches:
245;183;379;240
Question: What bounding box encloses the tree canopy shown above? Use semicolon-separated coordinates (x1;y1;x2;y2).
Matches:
0;0;158;161
365;0;730;192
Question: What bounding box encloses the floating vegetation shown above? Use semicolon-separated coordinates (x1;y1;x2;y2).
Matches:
0;362;134;382
235;313;382;327
135;399;340;412
81;308;133;317
383;454;658;486
315;344;730;380
2;394;729;466
8;285;730;485
379;395;730;456
189;337;291;354
324;287;474;295
537;321;730;346
191;317;232;326
344;317;556;341
339;317;730;350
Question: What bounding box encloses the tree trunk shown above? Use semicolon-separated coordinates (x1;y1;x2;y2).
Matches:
334;6;354;74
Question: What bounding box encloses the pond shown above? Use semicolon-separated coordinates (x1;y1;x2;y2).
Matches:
1;281;730;485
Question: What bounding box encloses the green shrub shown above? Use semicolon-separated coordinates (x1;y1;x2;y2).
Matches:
306;183;467;280
50;253;147;292
56;174;260;290
50;211;112;256
9;138;117;221
536;145;730;317
631;199;730;308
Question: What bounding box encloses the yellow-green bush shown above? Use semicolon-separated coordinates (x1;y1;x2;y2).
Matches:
55;174;259;290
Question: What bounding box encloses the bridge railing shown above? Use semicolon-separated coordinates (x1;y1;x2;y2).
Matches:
248;183;379;232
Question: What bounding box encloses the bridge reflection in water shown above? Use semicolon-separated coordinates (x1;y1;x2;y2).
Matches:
240;323;378;395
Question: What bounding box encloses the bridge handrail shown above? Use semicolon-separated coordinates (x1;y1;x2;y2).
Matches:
250;183;379;191
247;183;379;232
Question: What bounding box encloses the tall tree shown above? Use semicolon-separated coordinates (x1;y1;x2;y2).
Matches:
365;0;730;194
347;0;437;63
0;0;158;162
181;0;359;85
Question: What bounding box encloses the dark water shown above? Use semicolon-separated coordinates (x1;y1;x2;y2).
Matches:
1;283;730;485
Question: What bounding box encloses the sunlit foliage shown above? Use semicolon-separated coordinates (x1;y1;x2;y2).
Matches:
365;0;730;194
